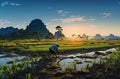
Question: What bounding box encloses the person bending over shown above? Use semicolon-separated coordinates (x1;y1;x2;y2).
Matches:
49;44;59;58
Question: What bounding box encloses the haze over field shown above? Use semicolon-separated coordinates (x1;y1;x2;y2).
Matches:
0;0;120;37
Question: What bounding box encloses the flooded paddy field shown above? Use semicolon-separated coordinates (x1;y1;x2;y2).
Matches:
57;48;117;71
0;54;26;66
0;40;120;79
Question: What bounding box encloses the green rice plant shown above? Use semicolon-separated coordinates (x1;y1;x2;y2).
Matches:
41;68;46;72
11;60;18;74
65;65;73;72
34;58;38;66
6;66;13;79
93;61;96;66
23;62;30;72
109;51;120;69
80;68;83;72
36;56;42;65
99;58;103;65
30;58;36;71
72;61;77;70
0;69;3;79
85;63;89;72
2;65;13;79
17;62;24;70
64;61;77;72
26;73;31;79
86;63;89;69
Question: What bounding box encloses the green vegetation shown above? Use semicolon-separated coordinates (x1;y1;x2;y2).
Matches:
0;56;42;79
0;39;120;79
26;73;31;79
0;39;120;55
88;48;120;79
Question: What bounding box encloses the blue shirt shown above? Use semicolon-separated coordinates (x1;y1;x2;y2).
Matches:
49;44;58;52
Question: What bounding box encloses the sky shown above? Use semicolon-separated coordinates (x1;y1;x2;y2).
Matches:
0;0;120;37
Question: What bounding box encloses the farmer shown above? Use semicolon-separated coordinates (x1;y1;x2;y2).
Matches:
48;44;59;58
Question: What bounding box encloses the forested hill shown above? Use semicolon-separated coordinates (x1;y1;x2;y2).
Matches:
0;19;53;39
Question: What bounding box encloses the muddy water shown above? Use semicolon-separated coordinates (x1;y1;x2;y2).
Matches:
57;48;117;71
0;54;6;57
0;54;26;66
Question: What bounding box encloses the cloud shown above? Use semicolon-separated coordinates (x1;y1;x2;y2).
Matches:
1;1;21;7
52;17;85;23
0;19;10;27
62;17;85;23
57;10;63;14
1;1;8;7
9;3;21;6
103;12;111;18
88;18;96;21
70;15;79;18
57;9;72;16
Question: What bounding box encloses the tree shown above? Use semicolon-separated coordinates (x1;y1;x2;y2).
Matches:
82;34;89;40
56;26;63;31
78;34;82;40
55;26;65;40
72;34;76;38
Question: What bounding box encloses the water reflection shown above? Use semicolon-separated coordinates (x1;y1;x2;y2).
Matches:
57;48;117;71
0;54;26;66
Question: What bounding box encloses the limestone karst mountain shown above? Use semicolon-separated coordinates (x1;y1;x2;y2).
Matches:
26;19;50;35
0;19;53;39
26;19;53;39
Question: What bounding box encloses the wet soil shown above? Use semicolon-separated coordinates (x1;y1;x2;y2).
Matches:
12;56;120;79
2;46;120;79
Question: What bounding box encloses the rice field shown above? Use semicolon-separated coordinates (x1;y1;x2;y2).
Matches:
0;39;120;79
0;39;120;55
